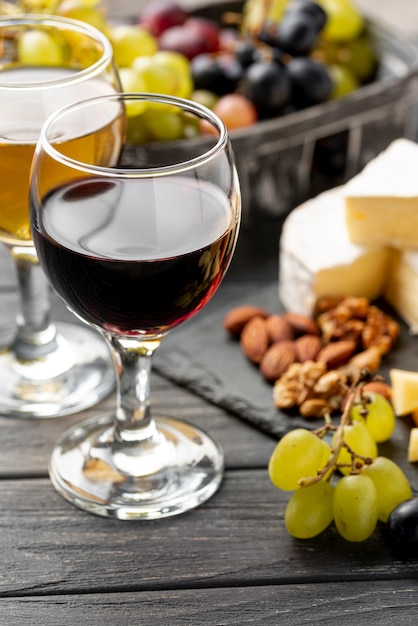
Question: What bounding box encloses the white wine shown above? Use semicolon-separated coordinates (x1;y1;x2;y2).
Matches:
0;66;118;246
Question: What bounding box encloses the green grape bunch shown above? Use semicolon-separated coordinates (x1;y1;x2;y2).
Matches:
268;372;413;542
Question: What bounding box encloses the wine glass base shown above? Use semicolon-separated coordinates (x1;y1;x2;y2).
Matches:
49;414;224;520
0;321;114;418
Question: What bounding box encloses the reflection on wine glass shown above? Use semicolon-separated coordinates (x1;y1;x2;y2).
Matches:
0;16;121;417
30;93;241;519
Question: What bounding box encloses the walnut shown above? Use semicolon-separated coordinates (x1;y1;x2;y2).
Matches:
361;306;399;354
272;360;327;410
316;296;399;356
273;362;347;417
313;370;346;396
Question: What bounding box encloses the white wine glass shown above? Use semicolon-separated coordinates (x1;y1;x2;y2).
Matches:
0;15;121;417
30;92;241;519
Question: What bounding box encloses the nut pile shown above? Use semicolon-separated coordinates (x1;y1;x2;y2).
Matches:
223;296;399;418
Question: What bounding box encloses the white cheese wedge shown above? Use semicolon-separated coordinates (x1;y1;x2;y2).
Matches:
385;249;418;332
390;368;418;416
279;186;391;316
344;138;418;248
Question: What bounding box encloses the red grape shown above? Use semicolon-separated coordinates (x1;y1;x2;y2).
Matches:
139;0;187;37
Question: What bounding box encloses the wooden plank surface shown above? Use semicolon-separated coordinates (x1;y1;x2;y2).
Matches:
2;580;418;626
0;377;276;476
1;468;418;598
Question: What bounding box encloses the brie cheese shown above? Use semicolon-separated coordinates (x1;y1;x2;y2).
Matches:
279;186;390;317
344;138;418;248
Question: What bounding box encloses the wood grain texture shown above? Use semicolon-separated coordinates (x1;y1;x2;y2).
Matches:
1;471;418;599
0;378;275;476
2;580;418;626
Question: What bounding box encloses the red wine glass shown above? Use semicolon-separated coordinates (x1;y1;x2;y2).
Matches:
30;92;241;519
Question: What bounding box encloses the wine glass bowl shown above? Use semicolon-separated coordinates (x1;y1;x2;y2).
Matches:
31;93;241;519
0;15;121;417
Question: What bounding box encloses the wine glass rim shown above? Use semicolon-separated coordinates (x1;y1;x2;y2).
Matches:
0;14;114;89
39;92;230;177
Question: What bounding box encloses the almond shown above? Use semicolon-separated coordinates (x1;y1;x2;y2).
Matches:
223;305;269;336
299;398;331;418
362;381;392;400
266;315;293;343
284;312;319;336
294;334;322;362
260;340;297;382
240;316;269;364
316;340;357;369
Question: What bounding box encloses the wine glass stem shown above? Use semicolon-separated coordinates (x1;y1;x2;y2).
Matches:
107;335;161;443
11;247;58;360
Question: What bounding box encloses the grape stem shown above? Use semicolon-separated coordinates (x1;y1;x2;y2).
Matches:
298;371;374;487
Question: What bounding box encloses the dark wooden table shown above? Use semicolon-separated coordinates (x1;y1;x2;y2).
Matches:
2;1;418;623
2;214;418;625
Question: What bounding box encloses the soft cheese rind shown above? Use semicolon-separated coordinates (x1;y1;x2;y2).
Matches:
279;186;390;316
344;138;418;248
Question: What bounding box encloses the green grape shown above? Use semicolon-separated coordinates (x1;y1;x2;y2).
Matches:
191;90;219;110
361;456;413;522
182;112;201;138
153;50;189;76
328;63;359;98
56;0;109;34
118;68;149;117
285;480;335;539
126;115;149;144
351;391;396;443
318;0;365;42
268;429;330;491
142;108;184;141
333;419;377;474
118;67;148;93
343;35;378;82
66;0;102;6
21;0;59;9
132;56;177;96
110;24;158;68
17;29;65;66
333;474;378;542
153;51;193;99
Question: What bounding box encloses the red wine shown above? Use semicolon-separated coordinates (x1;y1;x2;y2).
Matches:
32;176;239;336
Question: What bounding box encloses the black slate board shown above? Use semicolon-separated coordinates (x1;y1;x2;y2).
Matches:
154;282;290;437
154;278;418;440
154;280;314;439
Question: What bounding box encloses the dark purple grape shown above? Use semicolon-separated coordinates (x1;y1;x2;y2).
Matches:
190;54;220;89
241;60;291;114
287;57;332;108
285;0;327;32
234;40;257;68
191;53;243;96
387;498;418;547
273;14;319;56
